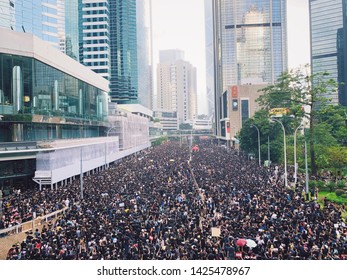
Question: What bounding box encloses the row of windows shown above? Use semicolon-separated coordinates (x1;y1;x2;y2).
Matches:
84;17;108;22
83;10;108;16
85;32;108;37
85;61;108;66
84;54;108;59
85;47;108;52
84;25;108;30
84;39;109;44
84;2;108;8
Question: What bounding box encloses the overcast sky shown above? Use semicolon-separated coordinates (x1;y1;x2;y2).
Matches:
151;0;310;114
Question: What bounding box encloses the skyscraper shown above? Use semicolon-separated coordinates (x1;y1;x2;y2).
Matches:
109;0;138;104
81;0;110;80
1;0;144;106
157;50;197;124
0;0;65;49
65;0;82;62
204;0;215;118
212;0;287;140
136;0;152;109
309;0;347;106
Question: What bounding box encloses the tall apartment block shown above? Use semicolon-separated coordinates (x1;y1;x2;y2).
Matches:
212;0;288;141
310;0;347;106
157;50;197;124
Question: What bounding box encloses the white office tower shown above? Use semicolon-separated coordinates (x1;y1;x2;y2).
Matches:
157;50;197;124
81;0;110;80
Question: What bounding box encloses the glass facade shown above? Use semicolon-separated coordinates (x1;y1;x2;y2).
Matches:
310;0;347;106
205;0;215;117
213;0;287;138
241;99;249;124
221;0;287;87
136;0;152;109
81;0;110;80
0;0;65;49
310;0;343;105
65;0;81;62
0;53;108;142
109;0;138;104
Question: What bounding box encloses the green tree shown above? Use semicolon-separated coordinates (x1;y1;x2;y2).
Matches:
257;66;337;175
239;110;283;163
317;105;347;146
326;146;347;177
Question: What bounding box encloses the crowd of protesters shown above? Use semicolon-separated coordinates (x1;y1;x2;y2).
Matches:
2;140;347;260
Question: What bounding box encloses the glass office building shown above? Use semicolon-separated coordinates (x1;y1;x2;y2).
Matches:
0;29;109;142
205;0;215;118
81;0;110;80
310;0;347;106
212;0;287;139
214;0;287;88
109;0;138;104
136;0;152;109
0;0;65;50
65;0;81;62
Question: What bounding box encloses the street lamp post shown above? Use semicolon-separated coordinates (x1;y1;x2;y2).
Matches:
304;138;309;200
250;124;261;166
190;130;193;161
271;118;288;187
294;123;304;185
267;136;271;164
80;147;83;200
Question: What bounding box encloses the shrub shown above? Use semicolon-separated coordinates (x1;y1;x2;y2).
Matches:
341;194;347;199
335;189;345;197
308;181;316;188
326;181;337;192
337;180;347;189
316;180;326;190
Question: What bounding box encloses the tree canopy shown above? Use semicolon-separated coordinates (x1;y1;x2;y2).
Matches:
240;66;346;176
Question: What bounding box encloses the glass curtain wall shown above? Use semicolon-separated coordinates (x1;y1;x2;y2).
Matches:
109;0;138;104
0;53;108;141
222;0;287;86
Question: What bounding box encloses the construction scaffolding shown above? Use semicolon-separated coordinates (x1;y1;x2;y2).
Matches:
108;112;150;150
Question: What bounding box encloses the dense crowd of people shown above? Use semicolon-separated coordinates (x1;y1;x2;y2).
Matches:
2;140;347;260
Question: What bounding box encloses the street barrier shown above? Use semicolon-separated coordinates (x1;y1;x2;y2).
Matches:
0;207;68;238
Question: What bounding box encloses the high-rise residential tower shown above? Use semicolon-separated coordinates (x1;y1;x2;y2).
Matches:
212;0;288;140
309;0;347;106
157;50;197;124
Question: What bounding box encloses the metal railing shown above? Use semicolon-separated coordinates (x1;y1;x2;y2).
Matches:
0;207;68;238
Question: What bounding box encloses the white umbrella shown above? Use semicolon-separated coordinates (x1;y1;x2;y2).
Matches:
246;239;257;248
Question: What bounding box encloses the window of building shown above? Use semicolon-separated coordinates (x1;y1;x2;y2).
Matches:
241;99;249;124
